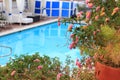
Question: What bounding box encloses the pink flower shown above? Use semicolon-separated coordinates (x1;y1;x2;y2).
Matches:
11;70;16;76
57;73;62;80
76;58;82;68
70;34;74;38
33;59;40;62
86;11;91;19
69;41;76;49
87;3;93;8
75;36;79;44
77;11;83;18
86;0;91;4
97;29;100;32
85;57;91;65
95;15;99;21
79;11;83;15
37;65;43;70
93;31;96;35
96;6;100;11
88;64;92;69
68;24;73;31
77;13;81;18
58;21;60;26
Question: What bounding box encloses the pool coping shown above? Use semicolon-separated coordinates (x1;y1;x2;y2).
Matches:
0;19;58;37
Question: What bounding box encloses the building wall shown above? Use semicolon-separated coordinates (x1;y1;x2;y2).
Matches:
34;0;85;18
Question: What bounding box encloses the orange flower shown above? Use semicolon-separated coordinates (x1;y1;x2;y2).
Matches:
100;12;105;16
113;7;119;12
111;7;119;16
82;26;88;30
101;7;105;12
105;18;110;22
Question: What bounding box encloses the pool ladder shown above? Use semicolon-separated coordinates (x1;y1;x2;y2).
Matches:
0;45;12;58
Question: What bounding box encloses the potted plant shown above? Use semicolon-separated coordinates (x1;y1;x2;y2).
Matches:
61;0;120;80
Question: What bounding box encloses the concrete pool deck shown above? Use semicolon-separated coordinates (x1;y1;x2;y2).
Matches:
0;17;58;37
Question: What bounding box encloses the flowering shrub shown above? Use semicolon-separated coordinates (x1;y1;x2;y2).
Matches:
0;53;97;80
0;53;70;80
62;0;120;67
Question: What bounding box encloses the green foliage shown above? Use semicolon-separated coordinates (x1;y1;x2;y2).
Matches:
100;25;116;42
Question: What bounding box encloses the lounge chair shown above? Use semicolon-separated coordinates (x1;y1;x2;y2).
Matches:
12;14;33;24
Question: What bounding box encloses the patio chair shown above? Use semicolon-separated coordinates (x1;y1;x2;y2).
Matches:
0;20;7;28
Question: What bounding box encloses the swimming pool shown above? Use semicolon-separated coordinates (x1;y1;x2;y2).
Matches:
0;22;81;65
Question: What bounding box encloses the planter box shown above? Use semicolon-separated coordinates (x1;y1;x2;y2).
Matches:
95;62;120;80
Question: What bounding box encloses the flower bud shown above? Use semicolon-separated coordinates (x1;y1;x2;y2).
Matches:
87;3;93;8
11;70;16;76
95;15;99;21
96;6;100;11
33;59;40;62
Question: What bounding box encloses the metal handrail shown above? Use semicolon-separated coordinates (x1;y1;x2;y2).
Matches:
0;45;12;58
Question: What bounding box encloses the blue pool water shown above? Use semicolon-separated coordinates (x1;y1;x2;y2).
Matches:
0;22;81;65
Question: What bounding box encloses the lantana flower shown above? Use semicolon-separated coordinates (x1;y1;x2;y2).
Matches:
69;41;76;49
76;58;82;68
111;7;119;16
37;65;43;70
86;11;91;19
95;15;99;21
57;73;62;80
87;3;93;8
68;24;73;31
96;6;101;11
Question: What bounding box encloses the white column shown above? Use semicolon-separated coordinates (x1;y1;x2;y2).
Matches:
50;0;52;17
68;1;71;18
59;1;62;17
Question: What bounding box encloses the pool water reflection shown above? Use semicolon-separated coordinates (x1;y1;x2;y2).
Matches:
0;22;81;65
